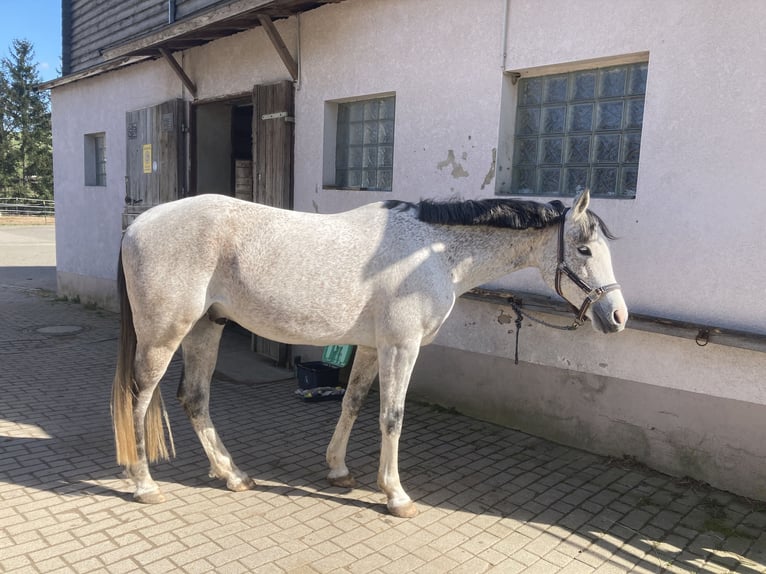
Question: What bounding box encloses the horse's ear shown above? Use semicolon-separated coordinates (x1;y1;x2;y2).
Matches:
571;188;590;219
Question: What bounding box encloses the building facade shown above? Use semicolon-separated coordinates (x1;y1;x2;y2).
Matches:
44;0;766;499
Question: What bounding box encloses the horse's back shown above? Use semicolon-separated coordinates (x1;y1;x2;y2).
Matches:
122;194;455;347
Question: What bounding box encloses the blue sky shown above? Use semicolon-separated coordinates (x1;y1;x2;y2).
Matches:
0;1;62;81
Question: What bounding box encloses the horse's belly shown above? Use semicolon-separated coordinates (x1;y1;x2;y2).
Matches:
220;296;375;347
210;243;457;348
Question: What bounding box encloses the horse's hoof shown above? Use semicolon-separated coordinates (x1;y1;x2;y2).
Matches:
388;501;419;518
327;474;356;489
227;476;255;492
134;490;166;504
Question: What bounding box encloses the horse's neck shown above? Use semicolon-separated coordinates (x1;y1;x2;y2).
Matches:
439;225;552;294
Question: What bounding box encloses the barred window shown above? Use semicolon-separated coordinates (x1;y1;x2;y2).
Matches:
334;96;395;191
511;62;647;198
84;132;106;187
94;135;106;186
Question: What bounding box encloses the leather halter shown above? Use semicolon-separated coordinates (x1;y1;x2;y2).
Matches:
555;208;621;327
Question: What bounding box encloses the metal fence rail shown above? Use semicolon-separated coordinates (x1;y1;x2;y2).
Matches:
0;197;55;218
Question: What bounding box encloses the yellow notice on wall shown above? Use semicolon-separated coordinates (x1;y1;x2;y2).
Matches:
142;144;152;174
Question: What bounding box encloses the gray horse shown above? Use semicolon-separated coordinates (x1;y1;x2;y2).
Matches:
112;189;627;517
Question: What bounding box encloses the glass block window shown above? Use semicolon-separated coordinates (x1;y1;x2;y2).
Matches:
335;96;395;191
511;62;647;198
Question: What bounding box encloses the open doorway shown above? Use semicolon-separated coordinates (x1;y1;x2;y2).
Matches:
190;82;295;367
192;98;253;198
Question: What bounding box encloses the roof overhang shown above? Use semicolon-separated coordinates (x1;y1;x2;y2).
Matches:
39;0;342;91
38;55;153;90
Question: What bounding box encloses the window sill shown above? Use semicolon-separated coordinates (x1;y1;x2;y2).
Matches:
322;186;392;192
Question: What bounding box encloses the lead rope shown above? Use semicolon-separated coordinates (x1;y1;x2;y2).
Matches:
509;300;580;365
512;304;523;365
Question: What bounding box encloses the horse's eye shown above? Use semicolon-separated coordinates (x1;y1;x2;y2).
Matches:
577;246;592;256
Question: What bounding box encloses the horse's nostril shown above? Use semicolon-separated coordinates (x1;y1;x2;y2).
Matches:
613;308;627;325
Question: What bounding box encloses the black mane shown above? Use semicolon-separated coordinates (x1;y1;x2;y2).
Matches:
385;197;615;240
417;198;567;229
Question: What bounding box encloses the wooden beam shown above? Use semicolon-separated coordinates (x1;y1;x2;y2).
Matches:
102;0;275;61
159;48;197;98
257;15;298;81
37;55;154;91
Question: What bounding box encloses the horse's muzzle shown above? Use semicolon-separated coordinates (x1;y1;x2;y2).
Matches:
592;300;628;334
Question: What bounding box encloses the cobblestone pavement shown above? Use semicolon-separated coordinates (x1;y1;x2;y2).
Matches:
2;270;766;573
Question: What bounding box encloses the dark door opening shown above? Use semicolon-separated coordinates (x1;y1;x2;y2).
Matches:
192;98;253;198
191;83;294;367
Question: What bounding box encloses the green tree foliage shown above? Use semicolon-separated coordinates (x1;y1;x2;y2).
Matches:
0;71;12;191
0;39;53;199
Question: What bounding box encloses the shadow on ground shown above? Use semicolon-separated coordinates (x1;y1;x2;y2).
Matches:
3;291;766;573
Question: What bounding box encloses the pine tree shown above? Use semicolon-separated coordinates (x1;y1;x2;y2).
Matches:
0;39;52;199
0;75;7;187
0;68;14;192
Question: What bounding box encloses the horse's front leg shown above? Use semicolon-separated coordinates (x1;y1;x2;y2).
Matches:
377;341;421;518
178;318;254;492
326;346;378;487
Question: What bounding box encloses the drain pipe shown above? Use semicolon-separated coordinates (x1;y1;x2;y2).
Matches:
501;0;510;70
168;0;176;24
295;13;302;90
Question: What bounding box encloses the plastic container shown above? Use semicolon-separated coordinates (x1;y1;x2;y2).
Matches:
295;345;354;390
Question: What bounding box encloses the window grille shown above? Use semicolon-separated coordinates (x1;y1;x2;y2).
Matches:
84;132;106;187
94;135;106;186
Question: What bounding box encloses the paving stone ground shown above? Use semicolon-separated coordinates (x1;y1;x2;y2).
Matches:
2;227;766;573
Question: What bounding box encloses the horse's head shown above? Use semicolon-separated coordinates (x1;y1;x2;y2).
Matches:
542;189;628;334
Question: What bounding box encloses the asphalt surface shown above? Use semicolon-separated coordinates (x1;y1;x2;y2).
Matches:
0;223;57;292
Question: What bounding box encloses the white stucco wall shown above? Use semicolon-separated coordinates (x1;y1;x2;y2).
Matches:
498;0;766;336
289;0;765;383
287;0;766;497
293;0;506;213
52;60;181;306
49;0;766;498
51;21;295;305
184;22;294;100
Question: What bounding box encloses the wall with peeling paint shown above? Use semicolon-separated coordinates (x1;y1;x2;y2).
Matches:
496;0;766;337
293;0;505;213
290;0;766;500
48;0;766;500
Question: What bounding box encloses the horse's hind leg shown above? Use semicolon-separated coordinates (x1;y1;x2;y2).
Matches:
177;317;254;492
128;344;177;504
326;346;378;488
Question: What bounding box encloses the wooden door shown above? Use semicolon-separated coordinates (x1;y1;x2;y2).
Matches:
253;80;294;209
251;81;294;365
124;99;187;228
